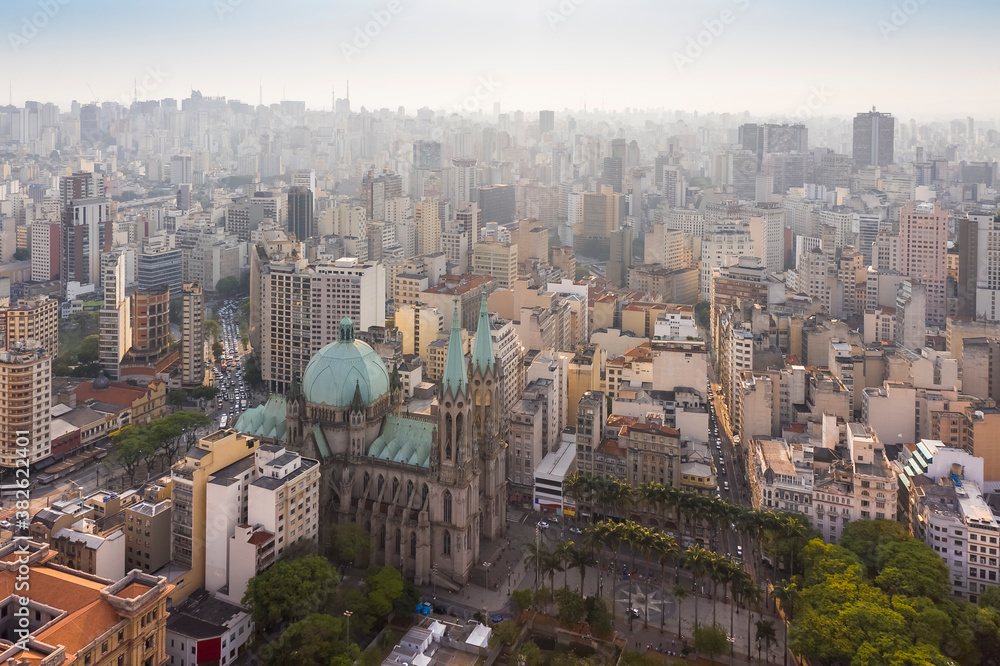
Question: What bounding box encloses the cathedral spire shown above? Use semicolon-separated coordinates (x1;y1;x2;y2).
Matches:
470;283;495;375
442;298;468;398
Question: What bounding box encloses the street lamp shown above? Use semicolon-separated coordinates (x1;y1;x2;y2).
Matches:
432;563;439;600
343;610;352;640
507;566;512;596
484;561;492;591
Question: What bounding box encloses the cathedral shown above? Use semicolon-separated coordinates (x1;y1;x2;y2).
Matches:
234;290;507;587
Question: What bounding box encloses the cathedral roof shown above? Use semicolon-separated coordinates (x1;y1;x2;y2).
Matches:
302;317;390;408
441;299;468;398
233;395;288;441
470;285;495;375
367;415;435;468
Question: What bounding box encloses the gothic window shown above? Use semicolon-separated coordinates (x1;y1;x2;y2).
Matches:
443;530;451;556
394;529;401;554
410;532;417;558
445;414;453;461
392;478;399;500
421;484;429;507
379;525;386;549
456;413;465;460
406;481;414;505
443;490;452;523
363;472;370;494
377;475;384;497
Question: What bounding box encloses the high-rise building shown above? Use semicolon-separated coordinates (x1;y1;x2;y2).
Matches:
899;201;948;326
99;250;132;380
181;282;205;388
61;197;110;296
30;221;60;281
602;157;623;193
959;210;1000;321
414;197;441;256
472;241;518;289
170;154;193;185
575;390;606;477
413;140;442;169
607;224;633;288
572;185;625;257
0;343;51;468
138;246;183;295
287;185;315;241
361;170;403;221
738;123;808;166
475;184;516;226
539;110;555;135
853;108;895;167
0;295;59;359
131;286;171;362
450;157;479;204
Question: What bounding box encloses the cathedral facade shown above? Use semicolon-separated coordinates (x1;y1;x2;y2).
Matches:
235;293;507;587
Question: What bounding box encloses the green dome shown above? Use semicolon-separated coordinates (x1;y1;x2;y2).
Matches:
302;318;390;408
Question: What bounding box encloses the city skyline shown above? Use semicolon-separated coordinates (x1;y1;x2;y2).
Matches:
4;0;999;118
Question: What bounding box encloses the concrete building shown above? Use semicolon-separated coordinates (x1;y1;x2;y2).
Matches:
575;390;606;477
0;295;59;359
99;250;132;380
0;539;172;666
166;590;253;666
181;281;205;388
30;220;60;281
62;197;110;296
137;246;183;295
396;304;444;360
899;202;948;326
125;497;173;574
0;344;52;468
619;419;681;488
472;241;518;289
853;109;894;168
415;197;441;256
747;437;813;522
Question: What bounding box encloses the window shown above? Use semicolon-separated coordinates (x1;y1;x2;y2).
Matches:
443;490;452;523
443;530;451;555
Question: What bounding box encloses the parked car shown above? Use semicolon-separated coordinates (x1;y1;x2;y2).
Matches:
538;521;550;529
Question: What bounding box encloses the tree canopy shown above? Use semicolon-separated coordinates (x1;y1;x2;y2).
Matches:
242;555;339;629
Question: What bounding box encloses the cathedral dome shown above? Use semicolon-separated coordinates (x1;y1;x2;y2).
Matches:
301;318;390;408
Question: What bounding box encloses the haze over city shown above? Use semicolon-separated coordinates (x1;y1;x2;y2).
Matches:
5;0;1000;117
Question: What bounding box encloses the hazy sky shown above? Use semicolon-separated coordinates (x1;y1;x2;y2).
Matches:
5;0;998;120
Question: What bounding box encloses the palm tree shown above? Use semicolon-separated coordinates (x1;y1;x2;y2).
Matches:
524;542;549;590
775;514;812;576
636;527;659;628
654;533;679;632
671;583;688;639
684;544;713;629
565;543;595;595
735;575;761;661
563;472;589;525
756;619;777;663
555;540;575;588
542;550;564;596
772;579;798;666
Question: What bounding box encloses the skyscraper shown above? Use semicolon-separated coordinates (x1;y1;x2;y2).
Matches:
0;343;51;468
853;108;895;167
287;185;315;241
62;198;111;296
181;282;205;388
475;185;516;226
602;156;623;193
899;201;947;326
99;250;132;380
539;110;554;135
415;197;441;256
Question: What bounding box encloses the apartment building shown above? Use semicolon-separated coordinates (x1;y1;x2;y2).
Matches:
0;343;51;468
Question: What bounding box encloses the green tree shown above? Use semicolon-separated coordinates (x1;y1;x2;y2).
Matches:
510;588;533;615
979;586;1000;612
366;566;404;618
204;318;221;342
875;539;951;601
264;613;353;666
518;640;545;666
555;587;587;627
585;595;613;638
216;276;240;297
839;519;912;576
78;335;100;363
192;385;220;400
242;555;339;630
493;620;521;646
755;619;777;663
212;341;224;361
693;623;729;662
329;522;371;567
167;389;188;410
108;428;155;486
672;584;688;638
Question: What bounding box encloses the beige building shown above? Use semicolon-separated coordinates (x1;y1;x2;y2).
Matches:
99;250;132;380
396;304;444;359
472;241;518;289
415;197;441;256
0;343;51;468
181;281;205;387
126;497;173;574
619;420;681;487
0;295;59;358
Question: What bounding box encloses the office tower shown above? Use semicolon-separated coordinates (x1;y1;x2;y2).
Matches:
360;170;403;221
59;170;104;209
99;250;132;380
959;210;1000;321
607;224;633;288
741;202;785;272
61;197;110;296
572;185;625;257
0;296;59;359
181;282;205;388
895;280;926;350
170;154;193;185
414;197;441;256
138;246;183;295
602;156;623;193
818;152;851;189
30;221;60;281
853;108;895;167
575;390;606;476
450;157;479;204
731;150;758;200
80;103;100;139
738;123;808;166
899;201;947;326
0;343;51;468
472;241;518;288
291;169;316;203
250;191;283;227
287;185;314;241
129;285;171;369
539;110;555;135
413;140;442;169
475;184;516;226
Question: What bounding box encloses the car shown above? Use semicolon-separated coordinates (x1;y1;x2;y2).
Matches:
569;526;583;534
723;482;729;491
736;545;743;558
626;607;641;618
721;467;727;476
538;521;550;529
716;485;720;493
0;520;11;530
